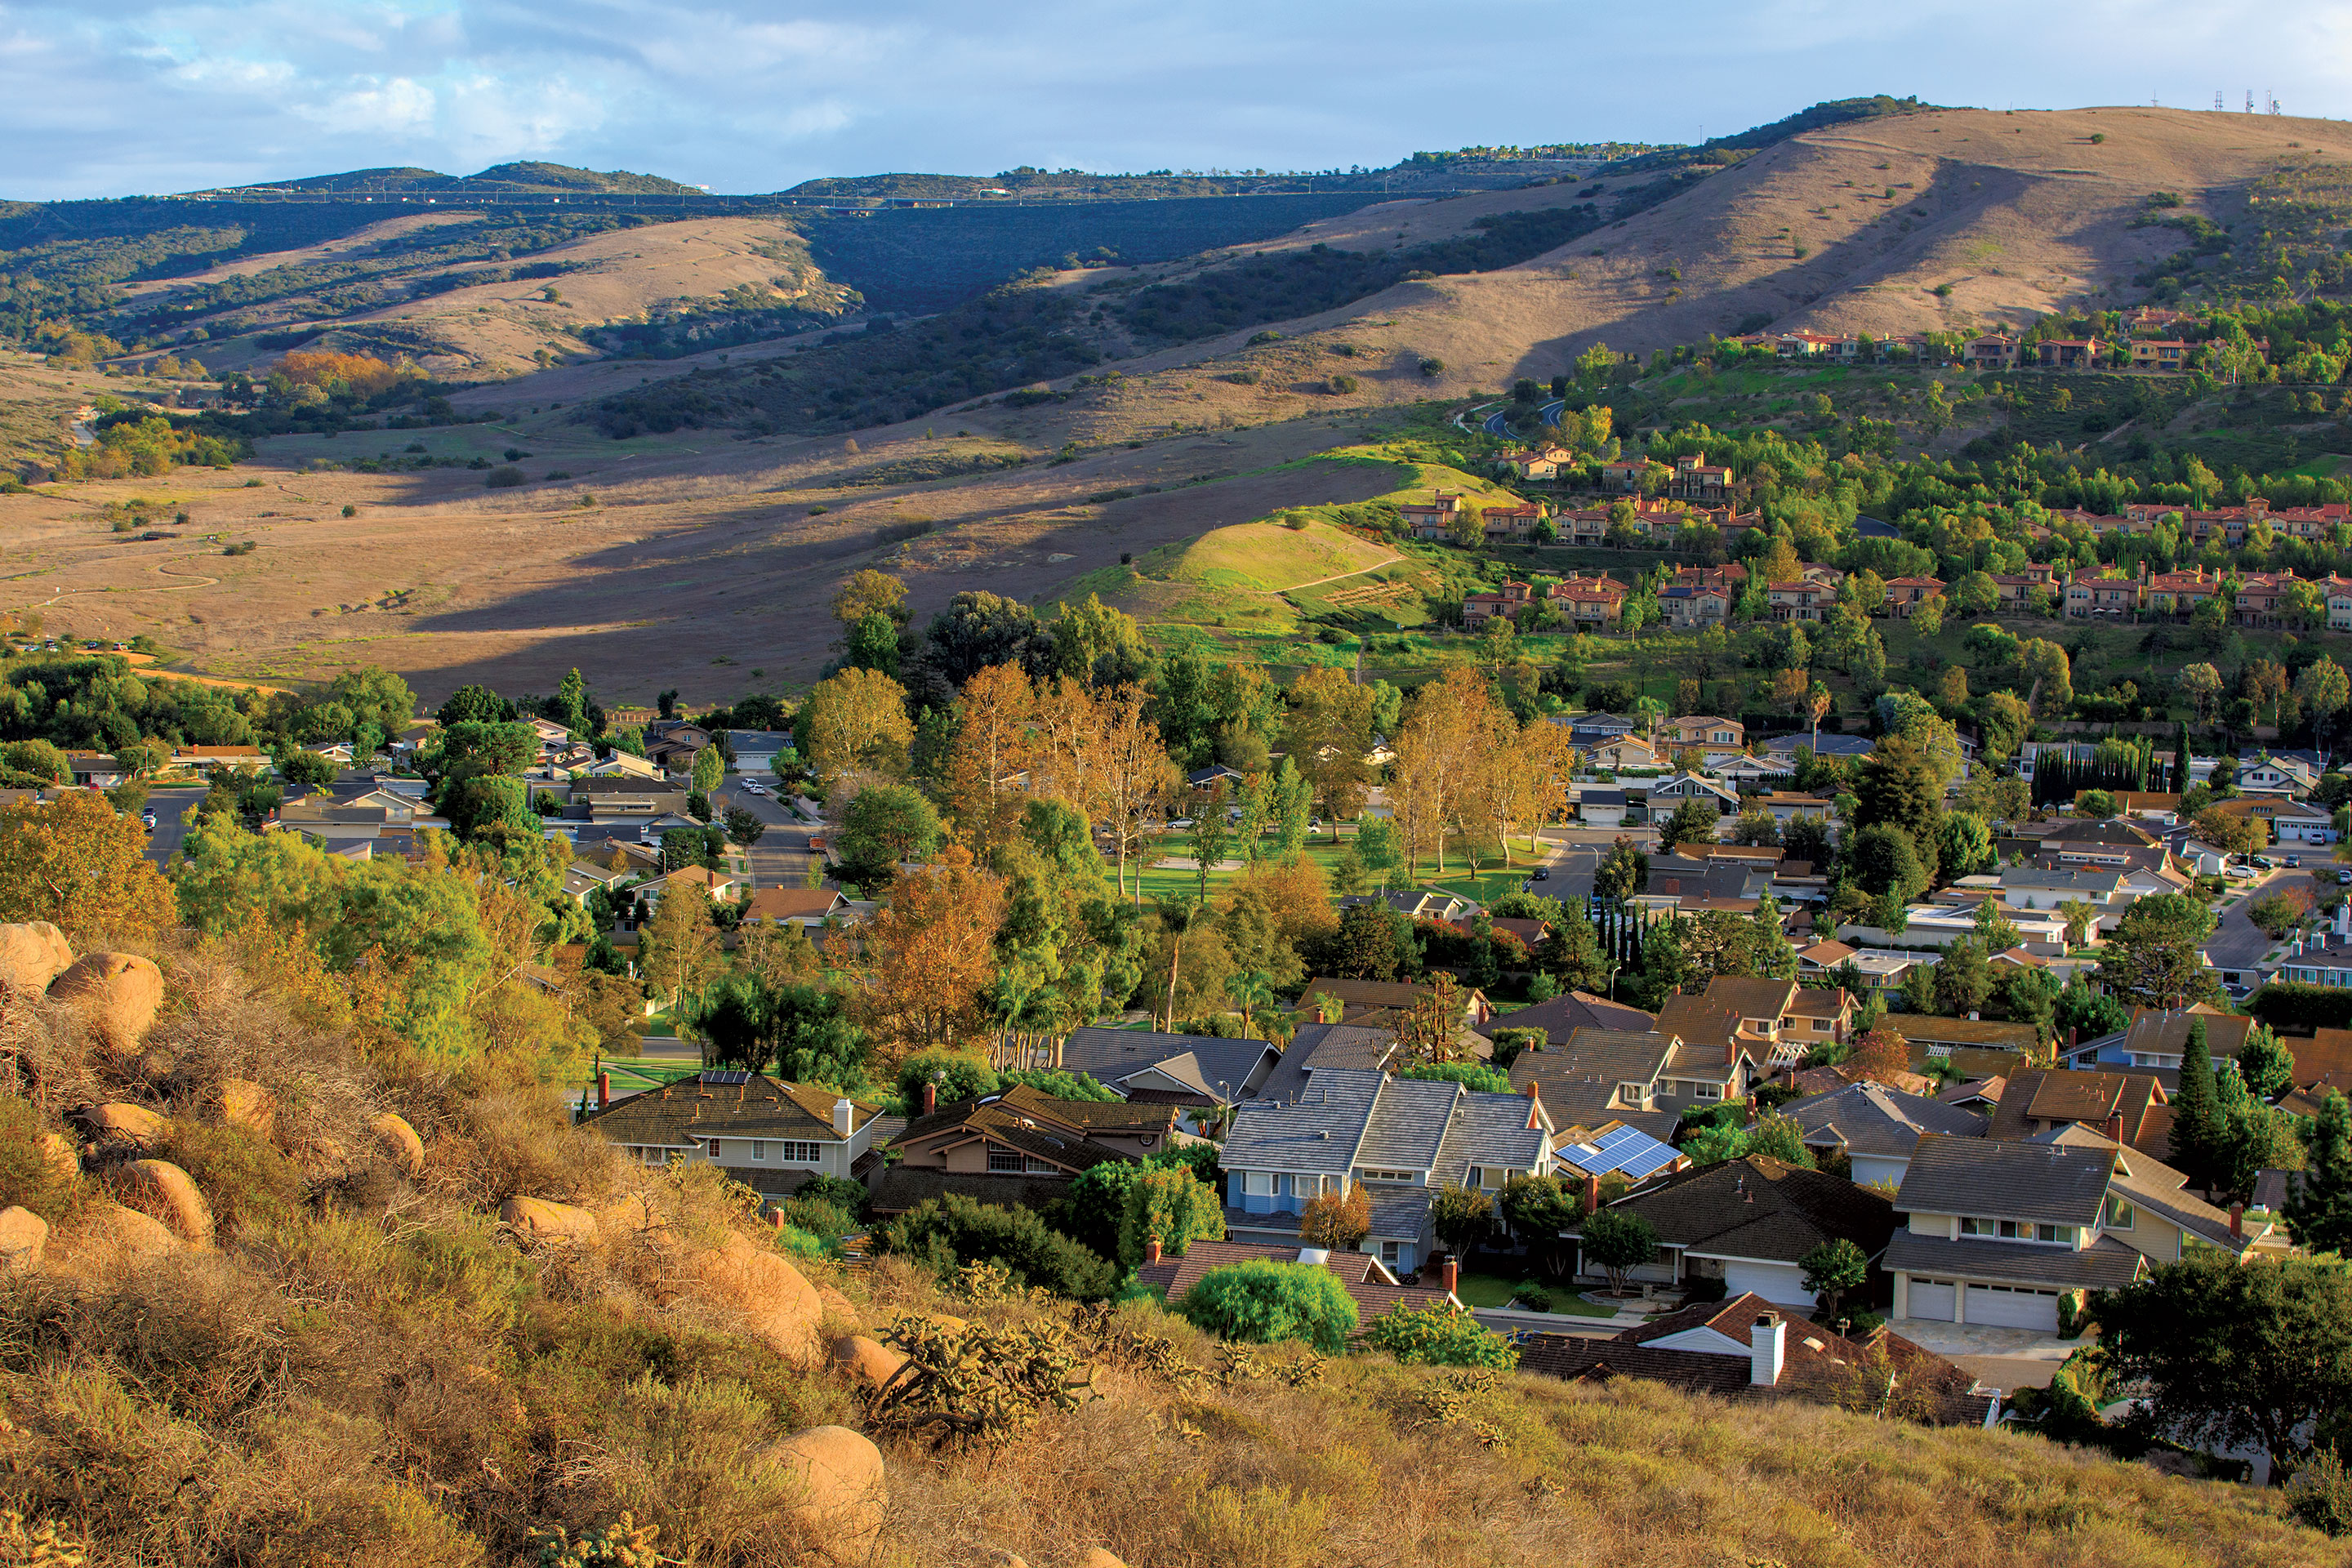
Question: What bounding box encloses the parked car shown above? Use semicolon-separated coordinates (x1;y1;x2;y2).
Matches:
1168;818;1194;831
2287;854;2302;869
1530;867;1550;881
2337;868;2350;887
741;781;767;796
140;810;157;829
2252;855;2276;870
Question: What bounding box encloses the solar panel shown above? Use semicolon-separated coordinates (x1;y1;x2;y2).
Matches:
698;1070;750;1085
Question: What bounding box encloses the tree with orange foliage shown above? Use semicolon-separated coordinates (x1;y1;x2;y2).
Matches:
1845;1022;1912;1085
274;350;416;399
1093;685;1180;899
1389;668;1496;874
944;662;1037;858
0;791;175;945
1299;1182;1373;1250
857;849;1007;1061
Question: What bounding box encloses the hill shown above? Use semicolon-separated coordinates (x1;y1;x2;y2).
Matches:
0;924;2336;1567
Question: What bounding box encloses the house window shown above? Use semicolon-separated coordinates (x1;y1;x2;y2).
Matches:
1379;1241;1401;1266
987;1145;1023;1173
1025;1156;1058;1174
706;1138;723;1160
781;1142;823;1165
2104;1196;2136;1229
1615;1081;1646;1104
751;1141;767;1161
1243;1171;1276;1196
1690;1082;1723;1101
1358;1169;1421;1184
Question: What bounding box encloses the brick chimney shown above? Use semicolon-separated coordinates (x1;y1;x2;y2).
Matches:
1440;1257;1459;1296
1584;1173;1601;1214
1144;1235;1163;1265
2230;1202;2243;1239
596;1071;609;1110
1523;1080;1543;1129
1724;1038;1738;1065
2104;1111;2123;1144
920;1081;937;1117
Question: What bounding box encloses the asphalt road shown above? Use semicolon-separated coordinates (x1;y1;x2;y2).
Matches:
1537;399;1565;427
2203;864;2323;977
138;786;209;865
1531;826;1660;904
709;776;822;890
1481;408;1511;437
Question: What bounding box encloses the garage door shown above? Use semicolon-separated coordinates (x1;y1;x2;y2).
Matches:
1965;1282;2059;1331
1906;1278;1957;1321
1723;1261;1808;1307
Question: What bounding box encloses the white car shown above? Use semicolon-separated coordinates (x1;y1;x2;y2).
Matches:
140;810;158;829
742;782;768;796
1168;818;1194;831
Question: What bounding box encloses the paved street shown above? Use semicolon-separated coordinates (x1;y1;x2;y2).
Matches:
138;786;209;865
2203;864;2321;982
1530;826;1659;904
710;776;822;890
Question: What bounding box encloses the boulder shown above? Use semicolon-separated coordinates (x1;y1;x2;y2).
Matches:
37;1132;78;1182
499;1196;599;1243
816;1281;861;1325
827;1333;906;1392
0;921;72;996
593;1194;659;1236
0;1206;47;1273
217;1079;276;1141
368;1111;425;1176
683;1232;826;1365
72;1102;171;1152
117;1160;214;1246
47;952;163;1052
768;1424;887;1564
88;1202;179;1258
1075;1551;1129;1568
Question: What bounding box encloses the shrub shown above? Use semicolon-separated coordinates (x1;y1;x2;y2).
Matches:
1247;330;1283;345
485;466;527;488
1361;1304;1521;1366
792;1173;869;1217
1328;374;1359;394
0;1094;86;1223
1418;358;1446;377
1224;369;1262;385
2288;1446;2352;1538
872;1193;1117;1299
1181;1258;1358;1352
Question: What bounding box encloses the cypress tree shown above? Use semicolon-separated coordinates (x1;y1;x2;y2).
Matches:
2284;1089;2352;1255
2171;1017;2221;1191
2172;722;2189;795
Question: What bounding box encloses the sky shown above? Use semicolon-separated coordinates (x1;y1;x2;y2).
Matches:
3;0;2350;200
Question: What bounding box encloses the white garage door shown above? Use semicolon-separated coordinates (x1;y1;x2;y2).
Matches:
1723;1260;1811;1307
1906;1278;1957;1321
1966;1282;2059;1331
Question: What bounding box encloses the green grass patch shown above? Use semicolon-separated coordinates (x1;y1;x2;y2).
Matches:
1454;1272;1621;1316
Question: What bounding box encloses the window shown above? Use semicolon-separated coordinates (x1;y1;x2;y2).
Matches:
706;1138;723;1160
750;1141;767;1161
2104;1195;2136;1229
778;1142;822;1165
1379;1241;1401;1266
1690;1082;1723;1101
1615;1081;1647;1105
987;1145;1024;1173
1358;1169;1421;1184
1025;1156;1059;1174
1243;1171;1276;1196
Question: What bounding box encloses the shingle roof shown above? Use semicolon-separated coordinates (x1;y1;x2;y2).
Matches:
1506;1028;1677;1127
1786;1083;1986;1158
1252;1022;1398;1104
1473;992;1655;1044
1884;1230;2145;1290
581;1071;877;1149
993;1084;1181;1134
1355;1077;1462;1171
2120;1006;2256;1062
1592;1155;1895;1265
1429;1088;1548;1185
1985;1068;2171;1159
1058;1027;1279;1105
1894;1134;2114;1226
1223;1067;1384;1174
890;1093;1137;1173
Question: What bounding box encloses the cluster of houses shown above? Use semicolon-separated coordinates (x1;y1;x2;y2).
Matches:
2060;553;2352;626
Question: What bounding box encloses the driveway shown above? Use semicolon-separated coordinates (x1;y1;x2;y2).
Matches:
1889;1320;2086;1392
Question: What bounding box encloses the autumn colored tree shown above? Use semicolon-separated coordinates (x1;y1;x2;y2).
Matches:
640;882;721;1011
1846;1022;1911;1084
830;568;909;626
1388;668;1497;874
800;668;913;789
1281;666;1377;829
944;662;1037;858
1298;1183;1373;1250
0;791;174;944
857;850;1007;1062
1092;685;1180;898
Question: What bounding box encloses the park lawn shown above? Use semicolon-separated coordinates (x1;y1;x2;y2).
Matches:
1454;1271;1620;1317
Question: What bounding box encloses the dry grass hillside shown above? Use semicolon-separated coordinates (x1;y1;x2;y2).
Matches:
0;928;2336;1568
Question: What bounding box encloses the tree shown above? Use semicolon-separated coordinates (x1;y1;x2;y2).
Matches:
1181;1258;1359;1352
721;804;767;848
2054;973;2130;1042
1936;811;1993;880
1118;1165;1225;1267
1186;783;1232;906
1934;937;1993;1015
831;568;908;627
1449;504;1486;549
1282;666;1377;827
0;791;174;944
1911;594;1944;636
800;668;913;788
2179;662;2224;724
1593;836;1648;901
1298;1183;1373;1250
1801;1237;1870;1325
1579;1209;1658;1298
943;662;1036;858
2094;1254;2352;1477
276;749;337;793
2056;898;2100;950
1359;1305;1520;1368
2286;1090;2352;1255
691;744;724;795
2194;806;2266;859
2020;636;2073;716
1431;1184;1497;1260
856;853;1006;1059
639;882;720;1011
1855;733;1944;848
844;612;902;677
435;683;511;728
2170;1018;2221;1190
2096;894;2223;1010
2297;656;2352;747
1498;1174;1581;1273
836;783;944;889
1656;797;1721;853
1846;1022;1911;1085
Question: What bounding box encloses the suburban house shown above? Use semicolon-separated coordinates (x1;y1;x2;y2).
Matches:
1892;1014;2044;1062
1551;574;1628;627
1597;458;1662;493
1795;940;1931;992
1577;786;1629;828
1984;1068;2173;1160
1753;791;1841;826
1589;737;1661;772
721;729;794;773
1566;1155;1895;1307
1887;1129;2265;1332
1966;333;2021;370
1503;1024;1766;1137
1784;1081;1987;1187
1481;502;1548;542
739;886;854;927
1550;1120;1688;1184
1251;1022;1402;1105
1655;976;1856;1070
1518;1294;1998;1425
1135;1237;1462;1314
1659;584;1733;628
1882;577;1946;616
2207;794;2334;845
578;1069;882;1198
2238;753;2322;798
1562;711;1643;746
1462;580;1541;627
2036;337;2104;369
1395;491;1465;533
1668;452;1735;502
1494;448;1566;481
1056;1027;1281;1116
2060;1004;2254;1076
873;1085;1151;1212
1297;977;1494;1032
1659;715;1745;749
1646;772;1741;813
1218;1067;1552;1273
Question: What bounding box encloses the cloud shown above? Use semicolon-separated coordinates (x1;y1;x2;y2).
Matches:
0;0;2344;199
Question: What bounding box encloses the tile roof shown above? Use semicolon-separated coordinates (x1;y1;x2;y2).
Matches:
1223;1067;1386;1174
1893;1134;2114;1226
1594;1155;1896;1265
1355;1077;1463;1171
1252;1022;1398;1104
1786;1082;1987;1158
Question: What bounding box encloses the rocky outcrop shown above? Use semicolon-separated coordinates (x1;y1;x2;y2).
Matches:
367;1111;425;1176
71;1102;171;1152
681;1232;827;1365
87;1202;180;1258
217;1079;276;1141
498;1196;600;1243
47;952;163;1052
0;921;72;996
37;1132;78;1182
827;1333;906;1392
0;1206;47;1272
116;1160;214;1245
768;1424;887;1564
816;1281;861;1325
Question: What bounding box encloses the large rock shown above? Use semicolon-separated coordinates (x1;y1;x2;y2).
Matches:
0;1206;47;1272
88;1202;179;1258
71;1102;171;1152
47;952;163;1052
768;1424;887;1564
684;1232;826;1365
1074;1551;1129;1568
217;1079;276;1141
368;1111;425;1177
117;1160;214;1245
827;1333;906;1392
0;922;72;996
37;1132;78;1182
816;1281;861;1325
499;1196;599;1243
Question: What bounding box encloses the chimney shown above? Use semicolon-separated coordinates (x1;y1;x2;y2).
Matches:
1583;1172;1601;1214
596;1071;610;1110
1724;1038;1738;1065
1144;1235;1163;1265
920;1082;937;1117
1750;1313;1786;1386
2230;1203;2244;1239
2104;1111;2123;1143
771;1207;786;1232
1440;1257;1460;1296
832;1097;854;1138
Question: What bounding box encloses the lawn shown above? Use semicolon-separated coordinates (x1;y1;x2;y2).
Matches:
1454;1271;1620;1317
